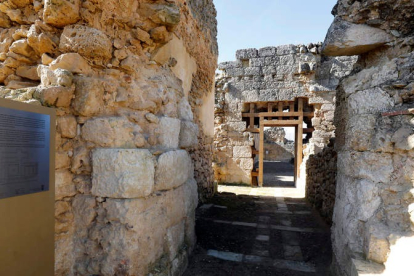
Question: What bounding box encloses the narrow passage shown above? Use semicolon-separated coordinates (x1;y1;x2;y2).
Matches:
184;187;331;276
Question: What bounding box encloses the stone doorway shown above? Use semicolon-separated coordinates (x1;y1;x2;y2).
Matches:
243;98;314;187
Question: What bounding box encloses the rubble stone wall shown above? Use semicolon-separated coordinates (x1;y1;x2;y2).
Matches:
306;138;337;225
214;44;356;187
0;0;217;275
323;1;414;275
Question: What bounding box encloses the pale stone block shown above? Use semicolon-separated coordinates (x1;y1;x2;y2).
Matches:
167;221;185;261
44;0;80;27
155;150;192;191
158;117;181;149
72;76;104;116
233;146;252;158
365;224;390;263
57;115;77;138
92;149;155;198
50;53;92;75
55;169;75;200
179;121;199;148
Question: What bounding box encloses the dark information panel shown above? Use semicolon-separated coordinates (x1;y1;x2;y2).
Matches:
0;106;50;199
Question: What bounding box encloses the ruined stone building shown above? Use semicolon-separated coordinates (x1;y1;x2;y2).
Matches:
0;0;414;275
0;0;217;275
214;0;414;275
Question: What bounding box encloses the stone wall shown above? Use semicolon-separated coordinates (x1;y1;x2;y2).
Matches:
323;1;414;275
0;0;217;275
214;44;356;187
306;138;337;224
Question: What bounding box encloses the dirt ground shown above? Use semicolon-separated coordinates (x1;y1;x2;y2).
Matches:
183;187;332;276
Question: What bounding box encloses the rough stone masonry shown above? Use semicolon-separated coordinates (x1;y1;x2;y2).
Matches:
0;0;217;275
323;0;414;275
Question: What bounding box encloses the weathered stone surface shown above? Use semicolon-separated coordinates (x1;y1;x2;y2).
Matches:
16;65;39;80
155;150;192;191
33;85;74;107
38;65;73;87
72;76;104;116
82;117;143;148
49;53;92;75
158;117;181;149
179;121;199;148
57;115;77;138
9;39;36;58
43;0;80;27
322;17;393;56
92;149;155;198
233;146;251;158
55;169;75;200
59;25;112;62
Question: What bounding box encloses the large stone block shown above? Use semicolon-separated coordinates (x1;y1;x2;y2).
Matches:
236;48;258;59
365;223;390;263
179;121;199;149
55;169;75;200
43;0;80;27
233;146;251;158
59;25;112;62
82;117;143;148
158;117;181;149
348;88;394;115
92;149;155;198
155;150;192;191
322;17;393;56
72;76;104;116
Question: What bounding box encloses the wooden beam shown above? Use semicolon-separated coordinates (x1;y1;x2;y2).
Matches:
303;128;314;133
259;117;264;187
242;112;314;118
263;119;300;126
246;128;260;133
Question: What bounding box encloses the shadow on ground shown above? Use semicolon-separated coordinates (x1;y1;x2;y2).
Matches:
184;188;332;276
263;161;295;188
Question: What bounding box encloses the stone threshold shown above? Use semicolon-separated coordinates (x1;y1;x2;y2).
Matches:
206;249;316;273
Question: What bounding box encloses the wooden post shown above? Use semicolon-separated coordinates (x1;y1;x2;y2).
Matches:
249;103;255;129
296;98;304;179
259;117;264;187
278;102;283;120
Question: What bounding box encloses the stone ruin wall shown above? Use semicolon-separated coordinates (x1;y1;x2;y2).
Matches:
0;0;217;275
323;0;414;275
306;138;337;224
263;128;294;162
214;44;356;188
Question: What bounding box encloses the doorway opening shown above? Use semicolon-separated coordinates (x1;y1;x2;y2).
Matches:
242;98;314;187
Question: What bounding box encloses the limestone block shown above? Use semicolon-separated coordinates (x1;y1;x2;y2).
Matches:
0;12;11;28
132;27;153;45
158;117;181;149
322;17;393;56
92;149;155;198
345;114;376;151
357;179;381;221
225;67;244;77
348;88;394;115
238;158;254;170
218;61;242;70
258;47;277;57
27;24;56;56
150;26;172;44
34;85;75;107
56;151;71;170
55;169;75;200
155;150;192;191
276;44;297;55
227;122;246;133
82;117;142;148
43;0;80;27
244;67;262;76
183;178;198;215
16;65;39;81
337;151;393;183
249;58;265;67
179;121;199;149
178;98;193;121
233;146;251;158
236;48;258;59
9;39;35;58
60;25;112;62
391;126;414;151
167;221;185;261
146;2;181;27
57;115;77;138
38;65;73;87
72;76;104;116
365;224;390;263
0;65;13;83
50;53;92;75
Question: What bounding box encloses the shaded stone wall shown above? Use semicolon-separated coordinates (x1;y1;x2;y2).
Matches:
214;44;356;187
306;138;337;224
0;0;217;275
323;1;414;275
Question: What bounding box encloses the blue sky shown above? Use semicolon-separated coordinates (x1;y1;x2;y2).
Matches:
215;0;338;63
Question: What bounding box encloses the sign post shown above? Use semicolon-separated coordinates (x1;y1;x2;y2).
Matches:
0;99;55;276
